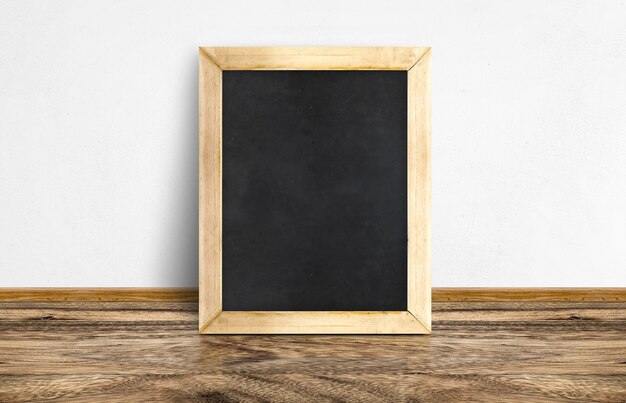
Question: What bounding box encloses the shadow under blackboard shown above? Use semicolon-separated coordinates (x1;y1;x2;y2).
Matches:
156;50;199;286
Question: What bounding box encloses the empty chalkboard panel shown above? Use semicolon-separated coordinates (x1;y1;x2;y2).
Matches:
222;71;407;311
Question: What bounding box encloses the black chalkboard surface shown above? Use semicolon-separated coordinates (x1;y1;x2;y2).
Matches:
222;71;408;311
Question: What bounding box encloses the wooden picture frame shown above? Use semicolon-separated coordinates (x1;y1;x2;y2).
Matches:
199;47;431;334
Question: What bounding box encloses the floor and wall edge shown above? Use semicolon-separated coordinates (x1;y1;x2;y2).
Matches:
0;288;624;302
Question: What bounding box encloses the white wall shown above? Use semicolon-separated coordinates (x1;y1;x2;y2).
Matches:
1;0;625;287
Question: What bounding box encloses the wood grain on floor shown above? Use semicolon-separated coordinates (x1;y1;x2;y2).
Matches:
0;301;624;402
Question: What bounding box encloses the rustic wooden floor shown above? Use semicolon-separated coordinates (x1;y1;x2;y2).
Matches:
0;301;625;402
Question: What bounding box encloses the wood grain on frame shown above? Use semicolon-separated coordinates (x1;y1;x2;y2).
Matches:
407;49;432;330
199;47;432;334
205;311;429;334
201;47;429;70
199;50;222;330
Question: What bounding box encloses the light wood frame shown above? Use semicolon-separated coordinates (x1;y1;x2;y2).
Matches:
199;47;431;334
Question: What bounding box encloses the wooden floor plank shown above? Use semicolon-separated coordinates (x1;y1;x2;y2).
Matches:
0;301;624;402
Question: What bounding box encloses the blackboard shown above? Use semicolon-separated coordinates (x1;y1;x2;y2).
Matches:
199;46;431;334
221;70;408;311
